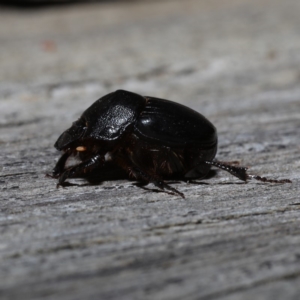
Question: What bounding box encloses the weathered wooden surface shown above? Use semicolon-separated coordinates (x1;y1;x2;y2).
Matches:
1;0;300;299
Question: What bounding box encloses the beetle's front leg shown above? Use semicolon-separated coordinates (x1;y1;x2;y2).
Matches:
51;151;71;178
58;154;104;186
46;151;71;179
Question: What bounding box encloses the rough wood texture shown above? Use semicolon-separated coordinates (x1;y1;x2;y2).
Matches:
1;0;300;299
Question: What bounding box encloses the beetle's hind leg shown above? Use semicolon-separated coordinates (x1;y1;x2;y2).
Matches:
246;174;292;183
204;160;248;181
57;154;104;186
204;160;292;183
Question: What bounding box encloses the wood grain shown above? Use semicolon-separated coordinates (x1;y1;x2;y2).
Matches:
1;0;300;299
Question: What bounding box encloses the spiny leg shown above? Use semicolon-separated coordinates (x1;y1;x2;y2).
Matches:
51;151;71;178
204;160;292;183
46;150;71;178
246;174;292;183
58;154;104;186
216;160;241;166
116;155;185;198
204;160;248;181
133;167;185;199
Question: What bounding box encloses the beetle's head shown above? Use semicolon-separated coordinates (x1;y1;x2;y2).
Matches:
54;118;88;151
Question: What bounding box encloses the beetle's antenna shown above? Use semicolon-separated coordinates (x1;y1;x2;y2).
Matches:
204;160;292;183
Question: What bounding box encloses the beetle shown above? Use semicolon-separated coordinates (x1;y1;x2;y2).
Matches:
50;89;291;198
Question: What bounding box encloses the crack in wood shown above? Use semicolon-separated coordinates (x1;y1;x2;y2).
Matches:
0;118;45;128
0;172;36;178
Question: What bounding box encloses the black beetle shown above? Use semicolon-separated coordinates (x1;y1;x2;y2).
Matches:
50;89;291;198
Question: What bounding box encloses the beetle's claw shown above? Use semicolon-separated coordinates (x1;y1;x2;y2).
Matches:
58;171;69;186
174;189;185;199
155;181;185;199
45;172;61;179
46;173;55;179
165;186;185;199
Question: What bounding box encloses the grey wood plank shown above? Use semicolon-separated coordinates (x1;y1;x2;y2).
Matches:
1;0;300;299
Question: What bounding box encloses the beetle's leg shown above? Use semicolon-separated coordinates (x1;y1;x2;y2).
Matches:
49;151;71;178
204;160;292;183
154;179;185;199
133;167;185;198
113;150;185;198
216;160;240;166
204;160;248;181
246;174;292;183
116;157;185;198
58;154;104;186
